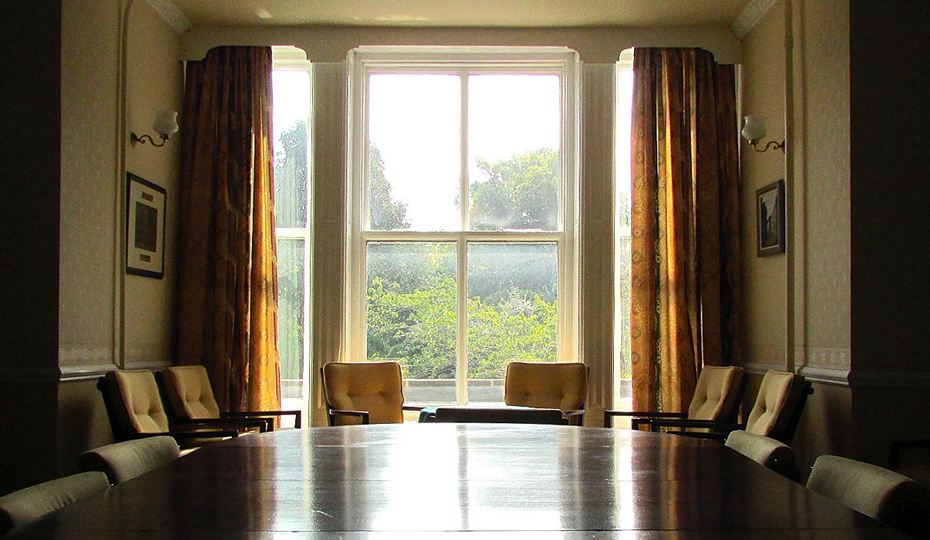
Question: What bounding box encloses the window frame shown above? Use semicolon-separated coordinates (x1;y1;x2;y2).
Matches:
346;46;580;405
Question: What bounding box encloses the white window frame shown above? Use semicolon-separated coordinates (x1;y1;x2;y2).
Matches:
346;46;580;405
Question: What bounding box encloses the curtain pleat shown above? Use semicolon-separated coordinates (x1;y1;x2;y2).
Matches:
176;46;281;413
630;48;741;413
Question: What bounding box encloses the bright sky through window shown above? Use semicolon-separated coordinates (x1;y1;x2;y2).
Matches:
368;73;560;231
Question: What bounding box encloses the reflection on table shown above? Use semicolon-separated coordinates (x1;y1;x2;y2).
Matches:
12;424;908;539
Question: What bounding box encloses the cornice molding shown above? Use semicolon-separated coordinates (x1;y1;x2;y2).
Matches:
145;0;192;35
731;0;777;39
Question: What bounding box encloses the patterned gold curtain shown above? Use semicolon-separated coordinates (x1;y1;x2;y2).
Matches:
176;46;281;413
630;48;741;413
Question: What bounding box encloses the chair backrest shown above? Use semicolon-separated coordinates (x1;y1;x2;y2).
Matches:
807;455;930;538
686;365;744;422
745;370;812;444
0;471;109;533
159;365;221;421
77;436;180;485
504;362;588;411
322;362;406;425
428;406;569;425
101;370;171;438
725;430;798;481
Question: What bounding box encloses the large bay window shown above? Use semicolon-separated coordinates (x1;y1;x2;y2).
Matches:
347;47;580;405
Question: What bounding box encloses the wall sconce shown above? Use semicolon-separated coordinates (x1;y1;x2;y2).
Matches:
130;111;179;147
741;115;785;153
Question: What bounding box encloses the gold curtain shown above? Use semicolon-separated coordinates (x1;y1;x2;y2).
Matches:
630;48;741;413
176;46;281;413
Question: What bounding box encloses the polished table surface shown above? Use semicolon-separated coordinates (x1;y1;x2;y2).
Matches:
11;424;911;539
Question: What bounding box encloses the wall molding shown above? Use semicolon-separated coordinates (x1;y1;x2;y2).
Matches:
742;361;786;375
797;365;850;386
145;0;191;35
731;0;778;39
60;363;120;381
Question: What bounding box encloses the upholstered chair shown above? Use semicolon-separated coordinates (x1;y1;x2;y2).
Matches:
0;471;109;534
159;365;301;430
77;436;180;485
604;365;744;430
98;369;239;448
321;361;423;426
725;430;799;481
742;370;808;442
504;362;587;424
807;455;930;538
633;369;811;445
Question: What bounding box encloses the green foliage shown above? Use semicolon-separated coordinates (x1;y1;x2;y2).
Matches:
273;120;308;228
369;145;410;230
471;148;559;231
366;243;558;381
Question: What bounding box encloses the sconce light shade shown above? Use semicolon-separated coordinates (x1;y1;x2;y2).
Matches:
741;114;785;153
741;115;767;142
152;111;179;139
131;111;179;147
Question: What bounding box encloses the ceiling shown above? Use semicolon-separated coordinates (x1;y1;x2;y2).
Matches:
166;0;755;29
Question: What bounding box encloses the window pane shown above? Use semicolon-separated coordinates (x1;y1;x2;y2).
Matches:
367;242;457;404
368;74;461;231
468;75;560;232
277;238;305;399
272;70;310;228
467;243;558;403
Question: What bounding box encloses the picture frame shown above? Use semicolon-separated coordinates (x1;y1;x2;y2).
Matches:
756;179;785;257
126;173;166;279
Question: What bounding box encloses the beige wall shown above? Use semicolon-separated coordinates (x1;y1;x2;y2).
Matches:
0;0;183;493
738;0;855;473
739;0;788;372
183;25;741;64
741;0;930;471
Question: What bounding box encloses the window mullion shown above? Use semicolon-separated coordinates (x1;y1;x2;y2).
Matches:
456;70;470;405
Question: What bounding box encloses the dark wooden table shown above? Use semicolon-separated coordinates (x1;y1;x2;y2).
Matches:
11;424;911;538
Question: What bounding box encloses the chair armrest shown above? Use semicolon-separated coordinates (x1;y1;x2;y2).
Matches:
222;410;302;429
603;409;686;427
632;417;740;435
128;429;239;449
403;405;426;412
562;409;585;426
327;409;370;426
178;417;272;433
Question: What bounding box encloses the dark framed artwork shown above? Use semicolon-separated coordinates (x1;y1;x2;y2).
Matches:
126;173;166;278
756;179;785;257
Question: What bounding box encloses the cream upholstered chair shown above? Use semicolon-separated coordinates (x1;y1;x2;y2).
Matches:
807;455;930;538
604;365;744;430
740;370;812;444
0;471;109;534
725;430;798;481
98;370;239;448
322;361;423;426
637;369;811;444
504;362;588;424
159;365;301;430
77;436;180;485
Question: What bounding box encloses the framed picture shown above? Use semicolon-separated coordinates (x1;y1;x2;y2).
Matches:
756;179;786;257
126;173;166;278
